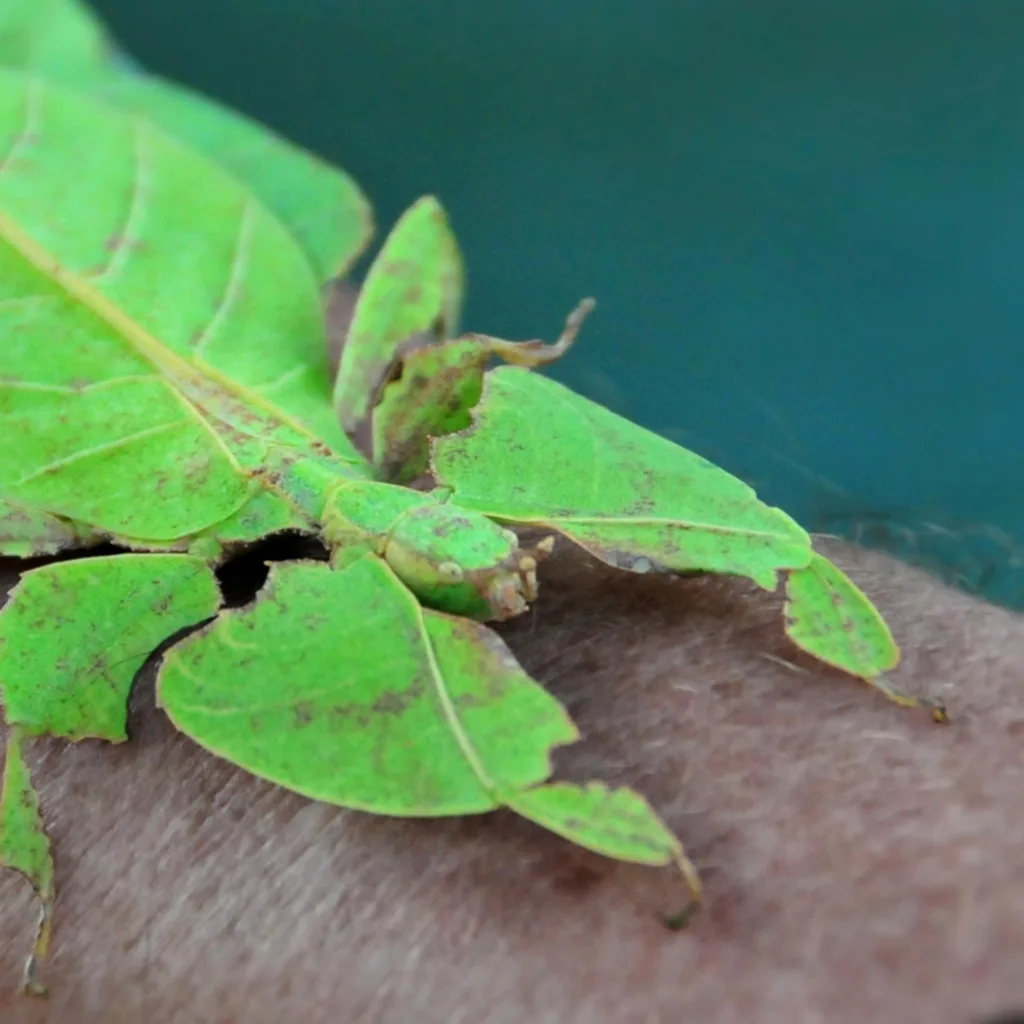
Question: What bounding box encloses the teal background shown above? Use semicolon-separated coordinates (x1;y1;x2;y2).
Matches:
92;0;1024;606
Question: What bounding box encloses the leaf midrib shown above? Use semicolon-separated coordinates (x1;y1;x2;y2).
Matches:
0;153;348;466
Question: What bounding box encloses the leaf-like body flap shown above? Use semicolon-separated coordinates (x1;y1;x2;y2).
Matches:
0;554;221;741
432;366;812;589
785;552;943;718
157;555;689;883
0;70;364;546
158;555;575;814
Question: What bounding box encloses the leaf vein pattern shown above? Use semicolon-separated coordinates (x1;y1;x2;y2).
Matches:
191;198;254;358
15;419;189;485
85;117;151;285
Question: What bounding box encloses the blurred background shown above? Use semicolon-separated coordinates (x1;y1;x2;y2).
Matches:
91;0;1024;607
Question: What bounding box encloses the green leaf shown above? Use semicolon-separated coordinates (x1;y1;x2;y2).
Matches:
784;552;945;719
0;69;365;549
0;554;221;741
0;0;113;85
432;366;813;589
94;75;374;284
0;726;54;996
333;195;464;434
157;555;695;895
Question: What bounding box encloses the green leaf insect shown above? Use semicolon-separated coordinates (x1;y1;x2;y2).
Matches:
0;65;945;995
0;69;692;992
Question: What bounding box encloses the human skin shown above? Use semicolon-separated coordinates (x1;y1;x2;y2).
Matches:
0;292;1022;1023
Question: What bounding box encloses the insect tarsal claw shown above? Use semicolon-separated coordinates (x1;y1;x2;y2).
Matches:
660;850;704;932
534;535;556;559
486;576;529;619
660;900;701;932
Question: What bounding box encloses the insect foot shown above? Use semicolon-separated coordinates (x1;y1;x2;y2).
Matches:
477;533;557;619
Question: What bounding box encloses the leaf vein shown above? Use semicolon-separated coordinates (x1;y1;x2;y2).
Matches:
191;198;254;358
255;363;308;395
415;604;498;797
85;117;152;285
15;419;190;485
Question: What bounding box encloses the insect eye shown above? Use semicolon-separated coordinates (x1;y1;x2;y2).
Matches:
436;561;465;583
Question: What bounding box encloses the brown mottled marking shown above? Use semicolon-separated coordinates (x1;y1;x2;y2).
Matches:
102;234;145;257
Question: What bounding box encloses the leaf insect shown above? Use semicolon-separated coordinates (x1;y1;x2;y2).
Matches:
0;71;944;996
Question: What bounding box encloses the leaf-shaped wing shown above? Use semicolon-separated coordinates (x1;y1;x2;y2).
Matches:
432;366;812;589
0;71;363;544
157;555;697;896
